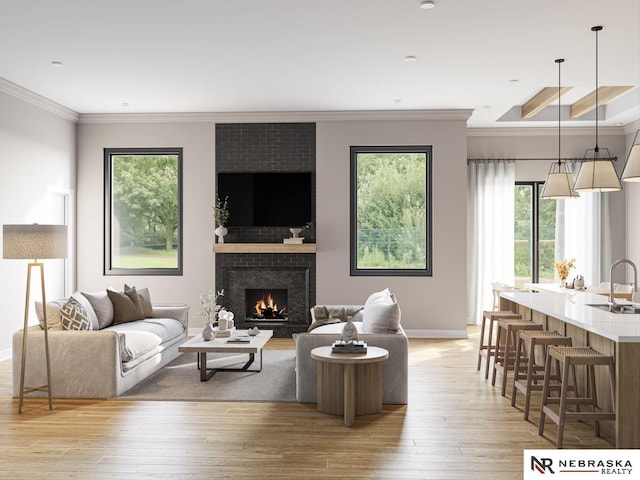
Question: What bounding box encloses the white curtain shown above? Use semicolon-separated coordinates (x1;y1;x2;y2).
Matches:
467;160;515;324
554;162;605;285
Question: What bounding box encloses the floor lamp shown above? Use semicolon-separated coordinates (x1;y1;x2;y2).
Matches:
2;224;68;413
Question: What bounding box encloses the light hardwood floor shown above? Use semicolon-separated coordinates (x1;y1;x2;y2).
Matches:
0;327;613;480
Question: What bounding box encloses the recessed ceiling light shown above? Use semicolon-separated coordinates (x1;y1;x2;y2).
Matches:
483;105;491;109
509;79;519;84
393;99;402;104
405;55;417;62
420;1;435;9
121;102;130;107
51;61;63;68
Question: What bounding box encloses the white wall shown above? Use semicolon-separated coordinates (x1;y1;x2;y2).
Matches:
76;121;215;327
0;88;76;358
316;119;469;337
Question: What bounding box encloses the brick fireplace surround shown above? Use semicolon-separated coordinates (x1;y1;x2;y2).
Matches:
214;122;316;337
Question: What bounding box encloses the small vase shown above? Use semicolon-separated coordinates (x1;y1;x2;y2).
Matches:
341;318;359;343
289;227;302;238
202;322;216;341
215;226;228;244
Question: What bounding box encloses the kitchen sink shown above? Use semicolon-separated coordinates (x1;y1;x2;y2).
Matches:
587;303;640;314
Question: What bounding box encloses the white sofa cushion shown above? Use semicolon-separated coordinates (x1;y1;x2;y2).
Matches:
103;318;185;362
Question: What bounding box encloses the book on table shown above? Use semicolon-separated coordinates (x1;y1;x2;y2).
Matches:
331;340;368;354
227;336;252;343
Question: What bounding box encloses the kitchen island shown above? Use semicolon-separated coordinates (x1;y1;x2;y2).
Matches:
500;290;640;448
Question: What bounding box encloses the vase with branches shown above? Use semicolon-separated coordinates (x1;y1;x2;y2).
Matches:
213;195;229;243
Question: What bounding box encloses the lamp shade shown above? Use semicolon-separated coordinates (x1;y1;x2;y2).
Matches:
622;144;640;182
621;140;640;182
541;171;579;199
3;224;68;260
573;158;622;193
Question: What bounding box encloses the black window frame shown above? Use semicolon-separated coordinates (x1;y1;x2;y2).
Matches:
350;145;433;277
104;147;183;276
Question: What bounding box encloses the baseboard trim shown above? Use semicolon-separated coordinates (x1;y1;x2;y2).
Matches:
0;347;11;362
405;329;469;339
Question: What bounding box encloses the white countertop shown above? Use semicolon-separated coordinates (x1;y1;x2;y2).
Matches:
523;282;608;295
501;290;640;343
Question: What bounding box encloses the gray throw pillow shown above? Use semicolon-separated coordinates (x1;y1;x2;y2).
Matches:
107;288;145;325
82;290;115;329
124;284;153;318
60;297;93;331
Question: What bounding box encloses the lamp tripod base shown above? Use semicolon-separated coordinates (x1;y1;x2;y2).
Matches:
17;262;53;413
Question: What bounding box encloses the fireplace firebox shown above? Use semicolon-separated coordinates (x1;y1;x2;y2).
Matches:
245;289;288;321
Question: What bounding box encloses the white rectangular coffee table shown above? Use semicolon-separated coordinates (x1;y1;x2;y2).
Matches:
178;330;273;381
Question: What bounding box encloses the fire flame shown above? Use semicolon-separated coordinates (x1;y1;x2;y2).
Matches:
253;293;286;319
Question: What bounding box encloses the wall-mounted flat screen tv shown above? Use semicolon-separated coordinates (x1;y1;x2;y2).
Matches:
217;172;312;227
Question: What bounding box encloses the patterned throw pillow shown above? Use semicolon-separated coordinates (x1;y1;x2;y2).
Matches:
60;297;93;331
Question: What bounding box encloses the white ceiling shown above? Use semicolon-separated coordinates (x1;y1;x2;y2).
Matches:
1;0;639;128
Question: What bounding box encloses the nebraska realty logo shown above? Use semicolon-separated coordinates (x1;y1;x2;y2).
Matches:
524;450;640;479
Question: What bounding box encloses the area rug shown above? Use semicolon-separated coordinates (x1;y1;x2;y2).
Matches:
116;349;296;402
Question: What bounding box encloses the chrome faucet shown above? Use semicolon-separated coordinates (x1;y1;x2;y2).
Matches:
608;258;638;307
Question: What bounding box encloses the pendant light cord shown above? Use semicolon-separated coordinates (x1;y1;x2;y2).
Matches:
593;26;602;155
557;58;563;167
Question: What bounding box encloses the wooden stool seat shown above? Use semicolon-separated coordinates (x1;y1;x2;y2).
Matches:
492;318;543;396
477;310;521;379
511;330;573;420
539;346;616;449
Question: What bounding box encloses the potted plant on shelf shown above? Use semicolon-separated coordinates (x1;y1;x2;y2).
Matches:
213;195;229;243
285;221;312;244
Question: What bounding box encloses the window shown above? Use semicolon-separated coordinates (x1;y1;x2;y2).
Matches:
514;182;556;287
350;145;432;277
104;148;183;276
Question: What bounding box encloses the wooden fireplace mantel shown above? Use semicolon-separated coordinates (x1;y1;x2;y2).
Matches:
212;243;316;254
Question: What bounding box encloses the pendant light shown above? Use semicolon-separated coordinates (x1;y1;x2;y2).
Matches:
541;59;579;199
573;26;622;193
621;130;640;182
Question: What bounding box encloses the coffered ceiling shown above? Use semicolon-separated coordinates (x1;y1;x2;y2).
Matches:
0;0;638;128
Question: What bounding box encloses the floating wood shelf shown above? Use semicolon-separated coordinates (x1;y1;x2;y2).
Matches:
212;243;316;254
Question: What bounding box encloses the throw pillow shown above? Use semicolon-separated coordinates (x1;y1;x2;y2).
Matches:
35;299;66;329
124;284;153;318
364;288;391;307
70;292;100;330
362;291;401;334
82;290;115;329
350;309;364;323
307;318;342;333
59;297;93;331
107;288;145;325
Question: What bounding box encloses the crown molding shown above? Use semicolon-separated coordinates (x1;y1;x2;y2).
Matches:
466;125;625;137
77;109;474;124
0;77;78;122
623;119;640;135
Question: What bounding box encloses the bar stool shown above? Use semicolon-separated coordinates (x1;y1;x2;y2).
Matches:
511;330;573;420
477;310;522;379
492;318;542;396
538;346;616;449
